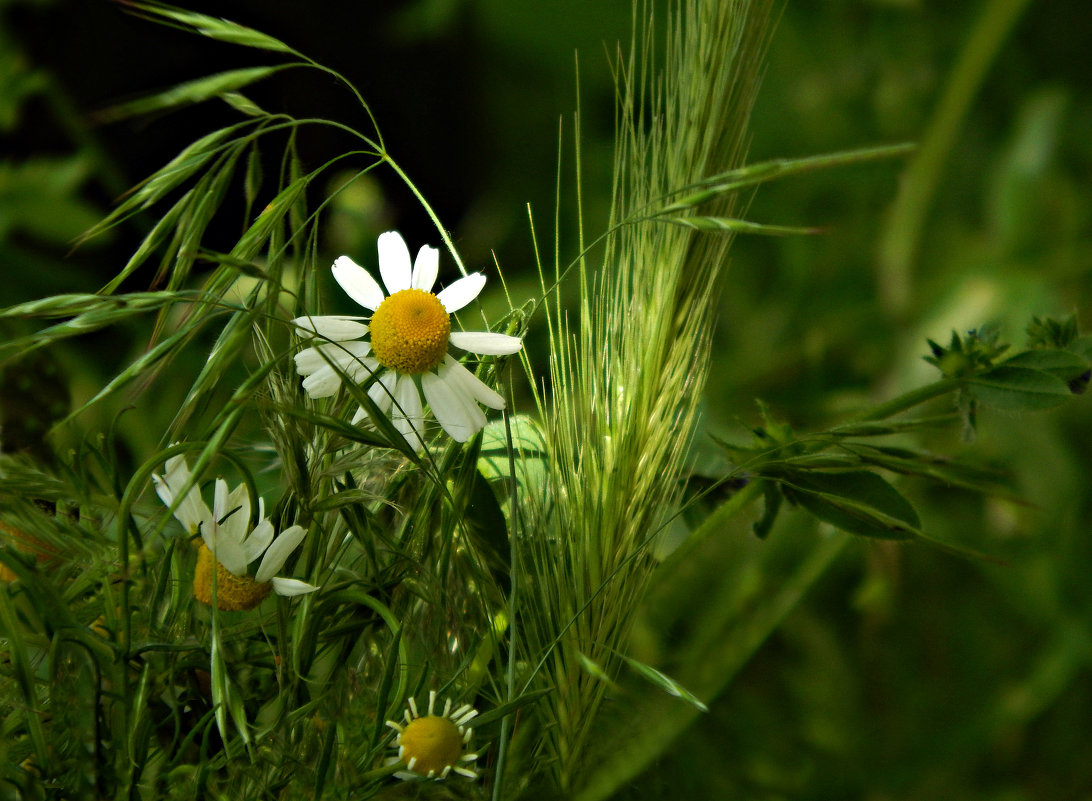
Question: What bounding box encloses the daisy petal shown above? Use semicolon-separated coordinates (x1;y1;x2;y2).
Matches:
241;517;274;565
154;455;211;534
349;356;381;385
212;478;228;524
394;374;423;424
221;482;251;531
442;355;506;410
271;577;319;596
152;473;171;506
295;343;377;398
208;531;248;576
422;371;486;442
393;374;426;451
332;255;386;310
370;369;398;411
411;244;439;291
176;485;211;535
436;273;486;313
213;484;251;576
158;454;193;499
351;369;397;424
291;315;368;341
255;524;307;582
449;331;523;356
300;364;344;399
378;231;412;295
293;346;327;377
153;455;187;507
293;341;367;377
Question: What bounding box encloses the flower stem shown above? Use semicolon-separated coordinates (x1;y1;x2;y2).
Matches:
383;154;468;277
493;409;520;801
852;377;962;422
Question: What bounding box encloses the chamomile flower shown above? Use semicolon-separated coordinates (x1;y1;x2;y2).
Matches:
152;453;212;539
153;455;317;611
292;231;522;448
386;691;480;780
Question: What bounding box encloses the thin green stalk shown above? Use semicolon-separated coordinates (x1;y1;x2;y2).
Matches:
851;377;962;422
492;409;520;801
294;58;385;152
383;155;468;276
877;0;1033;316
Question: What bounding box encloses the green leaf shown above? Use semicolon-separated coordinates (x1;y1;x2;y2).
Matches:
657;215;820;236
0;155;102;244
221;91;268;117
657;143;916;212
775;469;921;539
372;626;405;746
753;480;782;540
829;413;964;438
966;365;1072;410
623;656;708;712
577;652;620;691
231;173;310;261
480;413;547;456
122;1;296;54
97;66;284;121
76;124;247;245
1069;335;1092;362
0;588;48;762
840;443;1020;501
478;414;549;520
133;127;239;211
99;185;194;294
0;48;47;132
273;404;390;449
1002;348;1089;383
243;141;264;219
468;688;551;728
463;449;510;577
310;488;384;513
0;292;187;361
0;291;177;321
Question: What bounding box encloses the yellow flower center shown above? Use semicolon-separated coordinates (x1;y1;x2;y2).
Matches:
399;715;463;777
369;289;450;374
193;542;271;611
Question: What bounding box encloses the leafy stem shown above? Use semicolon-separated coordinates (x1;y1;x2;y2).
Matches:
851;377;963;423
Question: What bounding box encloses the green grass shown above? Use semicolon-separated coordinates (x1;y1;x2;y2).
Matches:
1;1;1091;799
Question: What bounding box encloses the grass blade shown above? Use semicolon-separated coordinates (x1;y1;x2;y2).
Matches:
98;65;287;122
119;0;297;54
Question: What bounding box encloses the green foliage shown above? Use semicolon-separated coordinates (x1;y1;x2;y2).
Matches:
1;0;1089;799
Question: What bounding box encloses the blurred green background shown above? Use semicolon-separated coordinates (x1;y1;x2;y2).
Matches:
2;0;1091;798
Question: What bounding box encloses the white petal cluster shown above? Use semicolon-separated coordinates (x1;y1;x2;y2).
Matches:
153;455;317;597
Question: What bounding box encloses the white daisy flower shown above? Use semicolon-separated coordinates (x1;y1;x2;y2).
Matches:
152;453;212;538
385;691;480;780
153;455;317;610
292;230;522;447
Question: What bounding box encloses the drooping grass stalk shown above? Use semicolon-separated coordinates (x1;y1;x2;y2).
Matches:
876;0;1033;316
492;408;522;801
518;0;773;792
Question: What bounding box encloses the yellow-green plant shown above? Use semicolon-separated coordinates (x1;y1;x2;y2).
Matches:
515;0;775;792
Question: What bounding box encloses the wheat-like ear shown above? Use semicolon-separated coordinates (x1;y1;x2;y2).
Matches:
516;0;774;793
